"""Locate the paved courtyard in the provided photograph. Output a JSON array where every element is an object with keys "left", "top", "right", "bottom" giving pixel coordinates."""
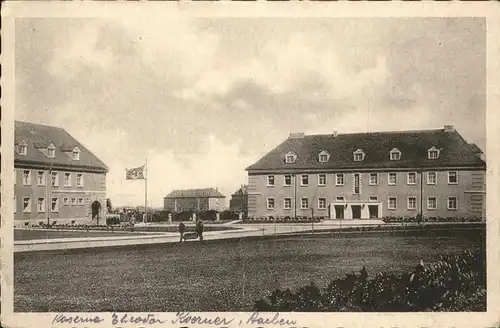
[{"left": 14, "top": 220, "right": 385, "bottom": 252}]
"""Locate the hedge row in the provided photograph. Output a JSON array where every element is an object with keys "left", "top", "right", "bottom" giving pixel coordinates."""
[
  {"left": 35, "top": 223, "right": 133, "bottom": 231},
  {"left": 382, "top": 216, "right": 484, "bottom": 223},
  {"left": 242, "top": 216, "right": 323, "bottom": 224},
  {"left": 253, "top": 250, "right": 486, "bottom": 312},
  {"left": 151, "top": 210, "right": 240, "bottom": 222}
]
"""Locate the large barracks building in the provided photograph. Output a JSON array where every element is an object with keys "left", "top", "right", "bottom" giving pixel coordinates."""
[
  {"left": 245, "top": 125, "right": 486, "bottom": 220},
  {"left": 14, "top": 121, "right": 108, "bottom": 227}
]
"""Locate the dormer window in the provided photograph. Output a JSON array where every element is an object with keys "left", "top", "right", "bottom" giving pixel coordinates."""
[
  {"left": 390, "top": 148, "right": 401, "bottom": 161},
  {"left": 72, "top": 147, "right": 80, "bottom": 161},
  {"left": 428, "top": 146, "right": 440, "bottom": 160},
  {"left": 285, "top": 151, "right": 297, "bottom": 164},
  {"left": 318, "top": 150, "right": 330, "bottom": 163},
  {"left": 47, "top": 143, "right": 56, "bottom": 158},
  {"left": 353, "top": 149, "right": 365, "bottom": 162},
  {"left": 18, "top": 140, "right": 28, "bottom": 156}
]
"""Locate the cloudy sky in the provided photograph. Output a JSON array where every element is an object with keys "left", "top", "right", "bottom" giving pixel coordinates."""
[{"left": 15, "top": 16, "right": 486, "bottom": 208}]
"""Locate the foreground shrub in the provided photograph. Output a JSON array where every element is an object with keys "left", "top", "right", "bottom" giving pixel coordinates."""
[{"left": 253, "top": 250, "right": 485, "bottom": 312}]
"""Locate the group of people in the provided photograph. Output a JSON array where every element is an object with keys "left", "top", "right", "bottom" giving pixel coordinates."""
[{"left": 178, "top": 219, "right": 204, "bottom": 242}]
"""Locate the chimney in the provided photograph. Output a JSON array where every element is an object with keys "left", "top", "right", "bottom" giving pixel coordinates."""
[
  {"left": 289, "top": 132, "right": 305, "bottom": 139},
  {"left": 332, "top": 131, "right": 338, "bottom": 137},
  {"left": 444, "top": 125, "right": 455, "bottom": 132}
]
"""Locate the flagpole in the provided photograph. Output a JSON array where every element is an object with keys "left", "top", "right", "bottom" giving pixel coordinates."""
[{"left": 144, "top": 159, "right": 148, "bottom": 224}]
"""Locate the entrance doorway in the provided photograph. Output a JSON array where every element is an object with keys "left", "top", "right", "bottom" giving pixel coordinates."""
[
  {"left": 351, "top": 205, "right": 362, "bottom": 219},
  {"left": 334, "top": 205, "right": 344, "bottom": 219},
  {"left": 368, "top": 205, "right": 379, "bottom": 218}
]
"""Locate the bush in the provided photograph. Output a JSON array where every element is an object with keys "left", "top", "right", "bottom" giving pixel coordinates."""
[
  {"left": 220, "top": 210, "right": 240, "bottom": 221},
  {"left": 253, "top": 250, "right": 486, "bottom": 312},
  {"left": 382, "top": 216, "right": 483, "bottom": 223},
  {"left": 106, "top": 215, "right": 121, "bottom": 226}
]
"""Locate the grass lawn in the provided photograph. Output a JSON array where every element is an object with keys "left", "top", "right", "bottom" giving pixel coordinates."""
[
  {"left": 14, "top": 229, "right": 157, "bottom": 241},
  {"left": 14, "top": 227, "right": 485, "bottom": 312}
]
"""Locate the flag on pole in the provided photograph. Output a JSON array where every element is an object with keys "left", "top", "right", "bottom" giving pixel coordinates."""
[{"left": 125, "top": 164, "right": 146, "bottom": 180}]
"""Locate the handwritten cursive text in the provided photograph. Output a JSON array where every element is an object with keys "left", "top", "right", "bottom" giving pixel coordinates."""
[
  {"left": 52, "top": 313, "right": 104, "bottom": 325},
  {"left": 172, "top": 312, "right": 234, "bottom": 325},
  {"left": 112, "top": 313, "right": 166, "bottom": 325},
  {"left": 247, "top": 312, "right": 297, "bottom": 326}
]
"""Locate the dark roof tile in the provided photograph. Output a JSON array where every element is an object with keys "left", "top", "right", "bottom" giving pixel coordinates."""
[
  {"left": 246, "top": 128, "right": 485, "bottom": 171},
  {"left": 165, "top": 188, "right": 225, "bottom": 199},
  {"left": 14, "top": 121, "right": 108, "bottom": 172}
]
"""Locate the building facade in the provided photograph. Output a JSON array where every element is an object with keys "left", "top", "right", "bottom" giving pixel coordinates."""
[
  {"left": 164, "top": 188, "right": 226, "bottom": 212},
  {"left": 229, "top": 185, "right": 248, "bottom": 214},
  {"left": 14, "top": 121, "right": 108, "bottom": 227},
  {"left": 245, "top": 126, "right": 486, "bottom": 220}
]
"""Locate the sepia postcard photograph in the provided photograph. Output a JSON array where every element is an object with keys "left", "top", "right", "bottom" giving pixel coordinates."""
[{"left": 1, "top": 2, "right": 499, "bottom": 328}]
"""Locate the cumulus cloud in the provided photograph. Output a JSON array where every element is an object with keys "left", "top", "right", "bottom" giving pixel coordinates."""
[
  {"left": 48, "top": 24, "right": 114, "bottom": 80},
  {"left": 103, "top": 135, "right": 258, "bottom": 208},
  {"left": 15, "top": 17, "right": 486, "bottom": 207}
]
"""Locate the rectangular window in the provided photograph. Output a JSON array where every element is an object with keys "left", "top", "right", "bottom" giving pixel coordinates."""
[
  {"left": 448, "top": 171, "right": 458, "bottom": 184},
  {"left": 447, "top": 197, "right": 458, "bottom": 210},
  {"left": 284, "top": 198, "right": 292, "bottom": 210},
  {"left": 301, "top": 174, "right": 309, "bottom": 186},
  {"left": 22, "top": 170, "right": 31, "bottom": 185},
  {"left": 427, "top": 172, "right": 437, "bottom": 185},
  {"left": 369, "top": 196, "right": 378, "bottom": 201},
  {"left": 318, "top": 198, "right": 326, "bottom": 209},
  {"left": 284, "top": 175, "right": 292, "bottom": 187},
  {"left": 76, "top": 173, "right": 84, "bottom": 187},
  {"left": 335, "top": 174, "right": 344, "bottom": 186},
  {"left": 301, "top": 198, "right": 309, "bottom": 210},
  {"left": 407, "top": 197, "right": 417, "bottom": 210},
  {"left": 48, "top": 148, "right": 55, "bottom": 158},
  {"left": 390, "top": 151, "right": 401, "bottom": 161},
  {"left": 388, "top": 197, "right": 397, "bottom": 210},
  {"left": 336, "top": 196, "right": 345, "bottom": 201},
  {"left": 267, "top": 175, "right": 275, "bottom": 186},
  {"left": 19, "top": 144, "right": 27, "bottom": 155},
  {"left": 63, "top": 197, "right": 70, "bottom": 206},
  {"left": 428, "top": 150, "right": 439, "bottom": 159},
  {"left": 267, "top": 198, "right": 275, "bottom": 209},
  {"left": 427, "top": 197, "right": 437, "bottom": 210},
  {"left": 37, "top": 197, "right": 46, "bottom": 213},
  {"left": 23, "top": 197, "right": 31, "bottom": 213},
  {"left": 71, "top": 197, "right": 77, "bottom": 206},
  {"left": 407, "top": 172, "right": 417, "bottom": 185},
  {"left": 354, "top": 153, "right": 363, "bottom": 161},
  {"left": 369, "top": 173, "right": 378, "bottom": 185},
  {"left": 318, "top": 174, "right": 327, "bottom": 186},
  {"left": 319, "top": 154, "right": 328, "bottom": 163},
  {"left": 353, "top": 173, "right": 360, "bottom": 194},
  {"left": 51, "top": 172, "right": 59, "bottom": 187},
  {"left": 78, "top": 197, "right": 84, "bottom": 206},
  {"left": 388, "top": 172, "right": 397, "bottom": 186},
  {"left": 51, "top": 198, "right": 60, "bottom": 212},
  {"left": 64, "top": 172, "right": 72, "bottom": 187},
  {"left": 37, "top": 171, "right": 46, "bottom": 186}
]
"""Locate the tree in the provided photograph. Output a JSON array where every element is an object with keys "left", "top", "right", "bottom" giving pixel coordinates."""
[{"left": 106, "top": 198, "right": 112, "bottom": 213}]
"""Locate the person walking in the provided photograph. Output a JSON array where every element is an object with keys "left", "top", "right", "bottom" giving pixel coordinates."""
[
  {"left": 178, "top": 222, "right": 186, "bottom": 243},
  {"left": 195, "top": 219, "right": 204, "bottom": 241}
]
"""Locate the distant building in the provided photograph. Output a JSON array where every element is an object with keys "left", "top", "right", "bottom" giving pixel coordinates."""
[
  {"left": 164, "top": 188, "right": 226, "bottom": 213},
  {"left": 14, "top": 121, "right": 108, "bottom": 227},
  {"left": 245, "top": 125, "right": 486, "bottom": 220},
  {"left": 229, "top": 185, "right": 248, "bottom": 214}
]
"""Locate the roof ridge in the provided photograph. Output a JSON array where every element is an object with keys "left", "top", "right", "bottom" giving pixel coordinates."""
[
  {"left": 15, "top": 120, "right": 65, "bottom": 131},
  {"left": 306, "top": 128, "right": 445, "bottom": 138}
]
